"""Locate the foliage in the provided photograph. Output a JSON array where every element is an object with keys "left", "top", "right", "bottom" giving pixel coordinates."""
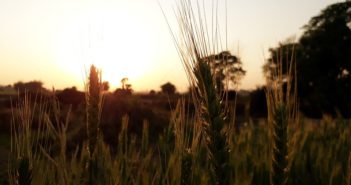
[
  {"left": 264, "top": 1, "right": 351, "bottom": 118},
  {"left": 120, "top": 78, "right": 132, "bottom": 91},
  {"left": 102, "top": 81, "right": 110, "bottom": 92},
  {"left": 115, "top": 78, "right": 133, "bottom": 96},
  {"left": 263, "top": 42, "right": 299, "bottom": 82},
  {"left": 202, "top": 51, "right": 246, "bottom": 91},
  {"left": 56, "top": 87, "right": 85, "bottom": 108},
  {"left": 160, "top": 82, "right": 176, "bottom": 95},
  {"left": 13, "top": 81, "right": 47, "bottom": 93}
]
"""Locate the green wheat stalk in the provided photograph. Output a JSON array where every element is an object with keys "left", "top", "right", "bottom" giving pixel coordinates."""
[
  {"left": 161, "top": 0, "right": 232, "bottom": 184},
  {"left": 171, "top": 99, "right": 197, "bottom": 185},
  {"left": 9, "top": 94, "right": 49, "bottom": 185},
  {"left": 265, "top": 45, "right": 298, "bottom": 185}
]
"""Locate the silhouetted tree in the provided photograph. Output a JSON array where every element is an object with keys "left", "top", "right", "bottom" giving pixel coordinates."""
[
  {"left": 121, "top": 78, "right": 128, "bottom": 90},
  {"left": 202, "top": 51, "right": 246, "bottom": 91},
  {"left": 56, "top": 86, "right": 85, "bottom": 108},
  {"left": 149, "top": 90, "right": 156, "bottom": 96},
  {"left": 87, "top": 64, "right": 102, "bottom": 156},
  {"left": 264, "top": 1, "right": 351, "bottom": 118},
  {"left": 13, "top": 81, "right": 46, "bottom": 93},
  {"left": 102, "top": 81, "right": 110, "bottom": 91},
  {"left": 126, "top": 84, "right": 132, "bottom": 90},
  {"left": 161, "top": 82, "right": 176, "bottom": 95},
  {"left": 114, "top": 78, "right": 132, "bottom": 96},
  {"left": 263, "top": 41, "right": 301, "bottom": 82}
]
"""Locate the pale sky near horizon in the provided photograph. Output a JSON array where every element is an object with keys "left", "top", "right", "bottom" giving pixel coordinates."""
[{"left": 0, "top": 0, "right": 342, "bottom": 92}]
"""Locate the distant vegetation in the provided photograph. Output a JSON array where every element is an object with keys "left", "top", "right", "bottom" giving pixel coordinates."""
[{"left": 264, "top": 1, "right": 351, "bottom": 118}]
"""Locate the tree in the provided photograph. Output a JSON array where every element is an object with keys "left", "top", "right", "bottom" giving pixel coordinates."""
[
  {"left": 264, "top": 2, "right": 351, "bottom": 117},
  {"left": 121, "top": 78, "right": 128, "bottom": 90},
  {"left": 114, "top": 78, "right": 132, "bottom": 96},
  {"left": 202, "top": 51, "right": 246, "bottom": 91},
  {"left": 149, "top": 90, "right": 156, "bottom": 95},
  {"left": 263, "top": 41, "right": 301, "bottom": 82},
  {"left": 161, "top": 82, "right": 176, "bottom": 95},
  {"left": 13, "top": 80, "right": 45, "bottom": 93},
  {"left": 102, "top": 81, "right": 110, "bottom": 91},
  {"left": 56, "top": 86, "right": 85, "bottom": 107}
]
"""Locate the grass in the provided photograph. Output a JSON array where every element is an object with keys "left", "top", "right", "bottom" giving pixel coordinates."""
[{"left": 5, "top": 0, "right": 351, "bottom": 184}]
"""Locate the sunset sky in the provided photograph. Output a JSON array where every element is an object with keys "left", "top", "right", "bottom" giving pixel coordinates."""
[{"left": 0, "top": 0, "right": 341, "bottom": 92}]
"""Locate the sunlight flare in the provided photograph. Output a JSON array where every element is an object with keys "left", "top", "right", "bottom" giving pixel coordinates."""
[{"left": 53, "top": 5, "right": 156, "bottom": 89}]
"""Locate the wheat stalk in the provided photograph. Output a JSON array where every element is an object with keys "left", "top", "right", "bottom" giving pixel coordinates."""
[
  {"left": 84, "top": 65, "right": 105, "bottom": 185},
  {"left": 265, "top": 45, "right": 298, "bottom": 185},
  {"left": 8, "top": 93, "right": 51, "bottom": 185},
  {"left": 161, "top": 1, "right": 232, "bottom": 184},
  {"left": 85, "top": 65, "right": 103, "bottom": 154}
]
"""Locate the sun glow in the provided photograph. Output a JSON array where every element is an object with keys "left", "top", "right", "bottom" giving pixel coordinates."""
[{"left": 53, "top": 2, "right": 157, "bottom": 90}]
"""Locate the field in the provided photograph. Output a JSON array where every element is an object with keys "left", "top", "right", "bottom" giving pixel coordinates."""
[
  {"left": 1, "top": 64, "right": 351, "bottom": 184},
  {"left": 1, "top": 92, "right": 351, "bottom": 185},
  {"left": 1, "top": 1, "right": 351, "bottom": 185},
  {"left": 1, "top": 55, "right": 350, "bottom": 185}
]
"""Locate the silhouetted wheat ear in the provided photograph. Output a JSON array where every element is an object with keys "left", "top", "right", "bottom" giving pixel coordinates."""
[
  {"left": 194, "top": 61, "right": 230, "bottom": 185},
  {"left": 270, "top": 104, "right": 288, "bottom": 185},
  {"left": 86, "top": 64, "right": 102, "bottom": 154},
  {"left": 266, "top": 44, "right": 298, "bottom": 185},
  {"left": 162, "top": 0, "right": 232, "bottom": 183},
  {"left": 85, "top": 65, "right": 104, "bottom": 185}
]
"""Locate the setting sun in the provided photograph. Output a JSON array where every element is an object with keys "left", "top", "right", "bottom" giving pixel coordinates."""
[{"left": 52, "top": 2, "right": 161, "bottom": 90}]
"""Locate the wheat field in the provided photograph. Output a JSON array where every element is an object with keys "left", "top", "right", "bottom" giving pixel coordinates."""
[{"left": 5, "top": 1, "right": 351, "bottom": 185}]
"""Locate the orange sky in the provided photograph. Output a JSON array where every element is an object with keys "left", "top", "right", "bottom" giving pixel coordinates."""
[{"left": 0, "top": 0, "right": 341, "bottom": 92}]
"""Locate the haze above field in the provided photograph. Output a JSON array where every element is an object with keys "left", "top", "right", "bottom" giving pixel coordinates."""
[{"left": 0, "top": 0, "right": 340, "bottom": 92}]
